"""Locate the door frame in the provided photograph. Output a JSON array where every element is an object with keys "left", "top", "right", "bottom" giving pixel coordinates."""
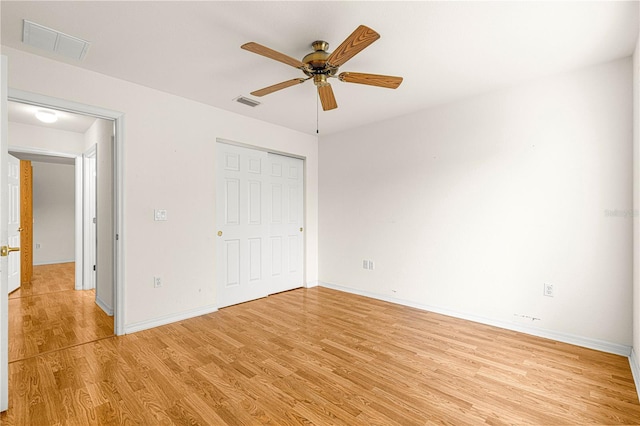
[
  {"left": 7, "top": 89, "right": 125, "bottom": 335},
  {"left": 83, "top": 145, "right": 97, "bottom": 291},
  {"left": 8, "top": 147, "right": 83, "bottom": 289}
]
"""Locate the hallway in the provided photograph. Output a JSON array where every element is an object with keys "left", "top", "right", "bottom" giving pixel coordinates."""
[{"left": 8, "top": 262, "right": 114, "bottom": 362}]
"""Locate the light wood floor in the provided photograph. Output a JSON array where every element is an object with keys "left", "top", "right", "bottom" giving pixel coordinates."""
[
  {"left": 8, "top": 262, "right": 114, "bottom": 362},
  {"left": 2, "top": 286, "right": 639, "bottom": 425}
]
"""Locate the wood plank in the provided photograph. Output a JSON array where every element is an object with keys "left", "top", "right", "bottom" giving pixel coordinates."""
[
  {"left": 8, "top": 263, "right": 114, "bottom": 362},
  {"left": 2, "top": 286, "right": 639, "bottom": 424}
]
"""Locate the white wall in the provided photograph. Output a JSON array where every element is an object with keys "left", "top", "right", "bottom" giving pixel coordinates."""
[
  {"left": 32, "top": 161, "right": 75, "bottom": 265},
  {"left": 320, "top": 58, "right": 633, "bottom": 352},
  {"left": 8, "top": 121, "right": 84, "bottom": 154},
  {"left": 1, "top": 46, "right": 319, "bottom": 331}
]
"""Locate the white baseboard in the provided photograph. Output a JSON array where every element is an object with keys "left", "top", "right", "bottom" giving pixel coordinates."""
[
  {"left": 95, "top": 295, "right": 113, "bottom": 316},
  {"left": 34, "top": 259, "right": 75, "bottom": 266},
  {"left": 630, "top": 348, "right": 640, "bottom": 402},
  {"left": 318, "top": 281, "right": 632, "bottom": 357},
  {"left": 124, "top": 304, "right": 218, "bottom": 334},
  {"left": 305, "top": 280, "right": 320, "bottom": 288}
]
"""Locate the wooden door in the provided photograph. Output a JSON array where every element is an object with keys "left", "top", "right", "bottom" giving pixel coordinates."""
[{"left": 20, "top": 160, "right": 32, "bottom": 284}]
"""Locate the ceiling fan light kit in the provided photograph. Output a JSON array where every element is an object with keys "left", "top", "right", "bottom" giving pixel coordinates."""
[{"left": 241, "top": 25, "right": 403, "bottom": 111}]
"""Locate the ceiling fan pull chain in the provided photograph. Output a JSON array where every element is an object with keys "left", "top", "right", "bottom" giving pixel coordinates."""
[{"left": 316, "top": 91, "right": 319, "bottom": 134}]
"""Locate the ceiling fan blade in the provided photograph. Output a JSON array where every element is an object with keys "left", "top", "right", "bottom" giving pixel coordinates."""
[
  {"left": 241, "top": 42, "right": 305, "bottom": 69},
  {"left": 318, "top": 84, "right": 337, "bottom": 111},
  {"left": 338, "top": 72, "right": 403, "bottom": 89},
  {"left": 326, "top": 25, "right": 380, "bottom": 68},
  {"left": 250, "top": 78, "right": 307, "bottom": 97}
]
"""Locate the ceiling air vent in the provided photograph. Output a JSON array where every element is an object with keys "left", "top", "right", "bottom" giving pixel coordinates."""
[
  {"left": 235, "top": 96, "right": 261, "bottom": 108},
  {"left": 23, "top": 20, "right": 90, "bottom": 60}
]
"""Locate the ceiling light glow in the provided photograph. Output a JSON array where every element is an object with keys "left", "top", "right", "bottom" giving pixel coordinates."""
[{"left": 35, "top": 110, "right": 58, "bottom": 123}]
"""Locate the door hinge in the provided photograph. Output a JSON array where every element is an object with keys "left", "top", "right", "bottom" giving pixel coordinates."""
[
  {"left": 93, "top": 217, "right": 97, "bottom": 224},
  {"left": 116, "top": 234, "right": 119, "bottom": 241},
  {"left": 93, "top": 265, "right": 96, "bottom": 271}
]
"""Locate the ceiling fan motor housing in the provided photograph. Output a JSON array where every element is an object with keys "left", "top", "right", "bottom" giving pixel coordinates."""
[{"left": 302, "top": 40, "right": 338, "bottom": 84}]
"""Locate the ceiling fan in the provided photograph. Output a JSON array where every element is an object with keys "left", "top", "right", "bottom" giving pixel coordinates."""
[{"left": 241, "top": 25, "right": 403, "bottom": 111}]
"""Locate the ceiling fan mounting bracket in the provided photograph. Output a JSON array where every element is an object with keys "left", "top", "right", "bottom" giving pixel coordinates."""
[{"left": 301, "top": 40, "right": 338, "bottom": 78}]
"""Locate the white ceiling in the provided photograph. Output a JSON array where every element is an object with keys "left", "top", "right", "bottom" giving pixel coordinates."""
[
  {"left": 8, "top": 100, "right": 97, "bottom": 133},
  {"left": 1, "top": 1, "right": 638, "bottom": 136}
]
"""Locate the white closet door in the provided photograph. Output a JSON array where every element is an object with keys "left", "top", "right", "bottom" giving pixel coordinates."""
[
  {"left": 215, "top": 143, "right": 269, "bottom": 308},
  {"left": 268, "top": 153, "right": 304, "bottom": 294}
]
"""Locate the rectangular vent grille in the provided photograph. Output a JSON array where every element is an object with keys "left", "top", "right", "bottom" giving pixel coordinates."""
[
  {"left": 235, "top": 96, "right": 261, "bottom": 107},
  {"left": 23, "top": 20, "right": 90, "bottom": 60}
]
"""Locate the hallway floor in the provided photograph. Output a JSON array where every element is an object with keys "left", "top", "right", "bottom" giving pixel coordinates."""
[{"left": 8, "top": 262, "right": 114, "bottom": 362}]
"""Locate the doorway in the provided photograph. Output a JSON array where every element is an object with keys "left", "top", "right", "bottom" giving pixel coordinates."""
[
  {"left": 6, "top": 90, "right": 124, "bottom": 335},
  {"left": 8, "top": 102, "right": 115, "bottom": 312},
  {"left": 6, "top": 103, "right": 116, "bottom": 361}
]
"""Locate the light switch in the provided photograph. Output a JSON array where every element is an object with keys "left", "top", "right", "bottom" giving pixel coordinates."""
[{"left": 154, "top": 209, "right": 167, "bottom": 221}]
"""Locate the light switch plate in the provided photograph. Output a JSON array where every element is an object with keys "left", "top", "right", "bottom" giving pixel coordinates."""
[{"left": 154, "top": 209, "right": 167, "bottom": 221}]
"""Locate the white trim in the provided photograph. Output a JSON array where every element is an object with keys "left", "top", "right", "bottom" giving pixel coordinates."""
[
  {"left": 216, "top": 137, "right": 306, "bottom": 161},
  {"left": 8, "top": 89, "right": 119, "bottom": 121},
  {"left": 124, "top": 305, "right": 218, "bottom": 335},
  {"left": 114, "top": 118, "right": 124, "bottom": 336},
  {"left": 8, "top": 146, "right": 78, "bottom": 159},
  {"left": 305, "top": 280, "right": 319, "bottom": 288},
  {"left": 82, "top": 145, "right": 97, "bottom": 291},
  {"left": 318, "top": 281, "right": 632, "bottom": 357},
  {"left": 74, "top": 156, "right": 83, "bottom": 290},
  {"left": 9, "top": 89, "right": 125, "bottom": 336},
  {"left": 33, "top": 259, "right": 75, "bottom": 266},
  {"left": 95, "top": 294, "right": 113, "bottom": 316},
  {"left": 630, "top": 348, "right": 640, "bottom": 402}
]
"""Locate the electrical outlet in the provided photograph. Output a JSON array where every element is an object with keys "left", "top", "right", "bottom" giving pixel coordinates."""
[
  {"left": 154, "top": 276, "right": 162, "bottom": 288},
  {"left": 36, "top": 243, "right": 41, "bottom": 249},
  {"left": 369, "top": 260, "right": 375, "bottom": 270},
  {"left": 544, "top": 283, "right": 554, "bottom": 297},
  {"left": 363, "top": 260, "right": 368, "bottom": 269}
]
